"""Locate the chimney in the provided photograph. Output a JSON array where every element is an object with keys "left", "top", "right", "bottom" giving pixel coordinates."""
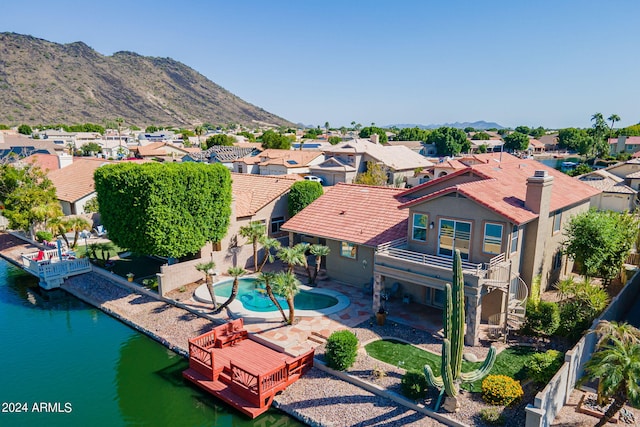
[
  {"left": 58, "top": 152, "right": 73, "bottom": 169},
  {"left": 521, "top": 170, "right": 555, "bottom": 292},
  {"left": 617, "top": 135, "right": 627, "bottom": 155},
  {"left": 370, "top": 133, "right": 380, "bottom": 144},
  {"left": 525, "top": 170, "right": 553, "bottom": 215}
]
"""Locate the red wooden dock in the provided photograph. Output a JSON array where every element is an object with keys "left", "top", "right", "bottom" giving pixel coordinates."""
[{"left": 182, "top": 319, "right": 314, "bottom": 418}]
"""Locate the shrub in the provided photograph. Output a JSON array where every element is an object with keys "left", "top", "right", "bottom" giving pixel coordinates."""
[
  {"left": 288, "top": 181, "right": 323, "bottom": 217},
  {"left": 525, "top": 350, "right": 564, "bottom": 384},
  {"left": 325, "top": 330, "right": 358, "bottom": 370},
  {"left": 481, "top": 375, "right": 524, "bottom": 406},
  {"left": 480, "top": 407, "right": 506, "bottom": 425},
  {"left": 401, "top": 371, "right": 428, "bottom": 400},
  {"left": 35, "top": 231, "right": 53, "bottom": 242},
  {"left": 522, "top": 300, "right": 560, "bottom": 336}
]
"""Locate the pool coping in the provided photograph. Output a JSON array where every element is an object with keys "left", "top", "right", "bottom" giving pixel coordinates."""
[{"left": 192, "top": 275, "right": 351, "bottom": 320}]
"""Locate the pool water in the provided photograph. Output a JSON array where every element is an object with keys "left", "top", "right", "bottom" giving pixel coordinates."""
[{"left": 214, "top": 278, "right": 338, "bottom": 312}]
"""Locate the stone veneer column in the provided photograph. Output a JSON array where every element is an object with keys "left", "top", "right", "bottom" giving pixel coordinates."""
[
  {"left": 373, "top": 272, "right": 383, "bottom": 313},
  {"left": 465, "top": 293, "right": 482, "bottom": 346}
]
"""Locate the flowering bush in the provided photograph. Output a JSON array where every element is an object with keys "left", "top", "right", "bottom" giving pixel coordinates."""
[{"left": 481, "top": 375, "right": 523, "bottom": 406}]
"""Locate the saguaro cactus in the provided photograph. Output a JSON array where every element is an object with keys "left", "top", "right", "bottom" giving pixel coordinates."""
[{"left": 425, "top": 249, "right": 496, "bottom": 411}]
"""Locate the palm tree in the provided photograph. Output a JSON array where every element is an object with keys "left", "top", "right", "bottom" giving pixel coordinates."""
[
  {"left": 115, "top": 117, "right": 124, "bottom": 151},
  {"left": 256, "top": 271, "right": 287, "bottom": 322},
  {"left": 580, "top": 335, "right": 640, "bottom": 426},
  {"left": 195, "top": 261, "right": 217, "bottom": 308},
  {"left": 325, "top": 121, "right": 330, "bottom": 138},
  {"left": 66, "top": 216, "right": 91, "bottom": 248},
  {"left": 308, "top": 244, "right": 330, "bottom": 285},
  {"left": 591, "top": 320, "right": 640, "bottom": 406},
  {"left": 213, "top": 267, "right": 246, "bottom": 314},
  {"left": 608, "top": 114, "right": 621, "bottom": 139},
  {"left": 31, "top": 202, "right": 63, "bottom": 235},
  {"left": 194, "top": 125, "right": 205, "bottom": 147},
  {"left": 257, "top": 236, "right": 281, "bottom": 272},
  {"left": 48, "top": 217, "right": 70, "bottom": 247},
  {"left": 594, "top": 320, "right": 640, "bottom": 348},
  {"left": 277, "top": 243, "right": 308, "bottom": 274},
  {"left": 239, "top": 221, "right": 266, "bottom": 271},
  {"left": 272, "top": 271, "right": 301, "bottom": 325}
]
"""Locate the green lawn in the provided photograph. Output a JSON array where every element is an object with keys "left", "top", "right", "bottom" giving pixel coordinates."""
[{"left": 365, "top": 339, "right": 539, "bottom": 392}]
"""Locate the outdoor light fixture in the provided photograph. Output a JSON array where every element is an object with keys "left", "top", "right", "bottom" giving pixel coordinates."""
[{"left": 429, "top": 222, "right": 435, "bottom": 229}]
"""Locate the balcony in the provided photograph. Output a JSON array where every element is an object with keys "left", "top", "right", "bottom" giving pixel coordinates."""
[{"left": 375, "top": 237, "right": 510, "bottom": 288}]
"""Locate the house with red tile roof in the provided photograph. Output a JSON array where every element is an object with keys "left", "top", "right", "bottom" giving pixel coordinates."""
[
  {"left": 129, "top": 141, "right": 199, "bottom": 161},
  {"left": 47, "top": 157, "right": 115, "bottom": 215},
  {"left": 608, "top": 136, "right": 640, "bottom": 156},
  {"left": 309, "top": 137, "right": 433, "bottom": 186},
  {"left": 207, "top": 173, "right": 303, "bottom": 268},
  {"left": 576, "top": 168, "right": 637, "bottom": 212},
  {"left": 232, "top": 149, "right": 324, "bottom": 176},
  {"left": 283, "top": 153, "right": 601, "bottom": 345},
  {"left": 282, "top": 184, "right": 408, "bottom": 286}
]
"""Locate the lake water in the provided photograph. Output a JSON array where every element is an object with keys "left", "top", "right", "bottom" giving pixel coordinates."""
[
  {"left": 535, "top": 157, "right": 582, "bottom": 169},
  {"left": 0, "top": 259, "right": 302, "bottom": 427}
]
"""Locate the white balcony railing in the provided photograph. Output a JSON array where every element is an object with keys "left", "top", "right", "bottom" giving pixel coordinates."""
[{"left": 376, "top": 237, "right": 507, "bottom": 279}]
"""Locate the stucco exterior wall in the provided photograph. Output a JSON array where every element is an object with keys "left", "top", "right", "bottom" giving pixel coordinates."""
[
  {"left": 521, "top": 202, "right": 588, "bottom": 291},
  {"left": 590, "top": 193, "right": 635, "bottom": 212},
  {"left": 324, "top": 239, "right": 374, "bottom": 285},
  {"left": 406, "top": 194, "right": 511, "bottom": 265}
]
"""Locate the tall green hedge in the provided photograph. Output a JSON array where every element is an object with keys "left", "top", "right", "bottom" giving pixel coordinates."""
[
  {"left": 288, "top": 181, "right": 323, "bottom": 217},
  {"left": 94, "top": 162, "right": 232, "bottom": 258}
]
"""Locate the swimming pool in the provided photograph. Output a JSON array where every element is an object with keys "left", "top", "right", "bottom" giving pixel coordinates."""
[
  {"left": 214, "top": 278, "right": 338, "bottom": 312},
  {"left": 193, "top": 276, "right": 350, "bottom": 319}
]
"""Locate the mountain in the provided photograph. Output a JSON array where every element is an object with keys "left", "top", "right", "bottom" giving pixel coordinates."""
[
  {"left": 0, "top": 32, "right": 292, "bottom": 127},
  {"left": 388, "top": 121, "right": 505, "bottom": 130}
]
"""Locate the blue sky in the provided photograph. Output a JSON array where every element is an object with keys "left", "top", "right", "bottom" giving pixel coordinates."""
[{"left": 4, "top": 0, "right": 640, "bottom": 129}]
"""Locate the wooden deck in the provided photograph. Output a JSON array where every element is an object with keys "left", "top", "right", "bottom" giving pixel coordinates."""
[{"left": 182, "top": 319, "right": 314, "bottom": 418}]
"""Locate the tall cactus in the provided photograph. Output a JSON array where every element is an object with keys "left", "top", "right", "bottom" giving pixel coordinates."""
[{"left": 425, "top": 249, "right": 496, "bottom": 411}]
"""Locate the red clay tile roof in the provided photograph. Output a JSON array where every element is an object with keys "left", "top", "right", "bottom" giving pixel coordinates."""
[
  {"left": 237, "top": 149, "right": 323, "bottom": 166},
  {"left": 23, "top": 153, "right": 60, "bottom": 172},
  {"left": 48, "top": 158, "right": 113, "bottom": 202},
  {"left": 231, "top": 173, "right": 301, "bottom": 218},
  {"left": 609, "top": 136, "right": 640, "bottom": 145},
  {"left": 282, "top": 183, "right": 408, "bottom": 247},
  {"left": 400, "top": 153, "right": 601, "bottom": 225}
]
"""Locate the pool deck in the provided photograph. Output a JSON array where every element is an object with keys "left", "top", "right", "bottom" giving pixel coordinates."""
[
  {"left": 178, "top": 266, "right": 446, "bottom": 357},
  {"left": 192, "top": 277, "right": 351, "bottom": 320}
]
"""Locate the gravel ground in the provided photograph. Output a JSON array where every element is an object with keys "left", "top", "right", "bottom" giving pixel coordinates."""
[{"left": 313, "top": 322, "right": 534, "bottom": 427}]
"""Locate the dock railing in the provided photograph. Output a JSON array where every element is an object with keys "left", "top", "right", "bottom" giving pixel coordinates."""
[{"left": 188, "top": 330, "right": 217, "bottom": 380}]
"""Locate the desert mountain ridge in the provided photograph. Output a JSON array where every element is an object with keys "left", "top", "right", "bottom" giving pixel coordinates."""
[{"left": 0, "top": 32, "right": 292, "bottom": 128}]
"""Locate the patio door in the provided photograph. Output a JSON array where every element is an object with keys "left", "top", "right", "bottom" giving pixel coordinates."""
[{"left": 438, "top": 219, "right": 471, "bottom": 260}]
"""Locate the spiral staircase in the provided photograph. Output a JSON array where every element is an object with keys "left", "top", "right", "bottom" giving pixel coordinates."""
[{"left": 485, "top": 260, "right": 529, "bottom": 342}]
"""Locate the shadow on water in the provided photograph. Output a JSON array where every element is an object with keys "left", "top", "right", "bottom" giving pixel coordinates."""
[{"left": 0, "top": 264, "right": 88, "bottom": 311}]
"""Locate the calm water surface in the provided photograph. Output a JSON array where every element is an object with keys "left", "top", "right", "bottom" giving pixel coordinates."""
[{"left": 0, "top": 259, "right": 303, "bottom": 427}]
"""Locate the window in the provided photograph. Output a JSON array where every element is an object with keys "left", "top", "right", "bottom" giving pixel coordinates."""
[
  {"left": 270, "top": 216, "right": 285, "bottom": 234},
  {"left": 438, "top": 219, "right": 471, "bottom": 260},
  {"left": 553, "top": 211, "right": 562, "bottom": 233},
  {"left": 553, "top": 251, "right": 563, "bottom": 270},
  {"left": 483, "top": 223, "right": 503, "bottom": 254},
  {"left": 340, "top": 242, "right": 357, "bottom": 259},
  {"left": 412, "top": 213, "right": 428, "bottom": 241},
  {"left": 510, "top": 225, "right": 519, "bottom": 253}
]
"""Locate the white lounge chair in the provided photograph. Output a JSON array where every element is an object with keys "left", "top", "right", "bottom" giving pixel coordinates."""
[{"left": 93, "top": 225, "right": 107, "bottom": 237}]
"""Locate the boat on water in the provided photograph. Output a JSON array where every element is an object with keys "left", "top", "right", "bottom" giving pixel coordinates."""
[{"left": 561, "top": 161, "right": 579, "bottom": 168}]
